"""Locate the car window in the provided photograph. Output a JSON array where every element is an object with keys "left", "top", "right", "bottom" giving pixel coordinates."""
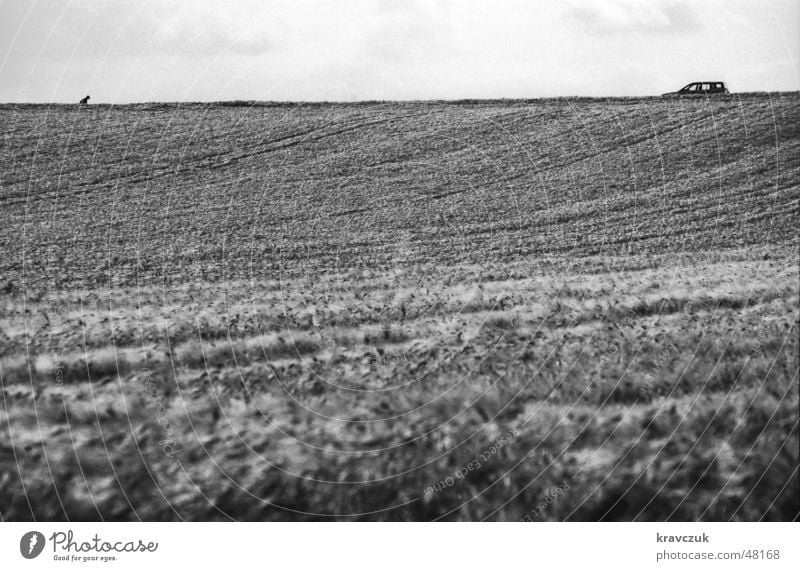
[{"left": 675, "top": 82, "right": 726, "bottom": 94}]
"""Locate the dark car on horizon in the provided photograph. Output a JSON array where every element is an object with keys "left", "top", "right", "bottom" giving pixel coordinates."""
[{"left": 662, "top": 81, "right": 729, "bottom": 96}]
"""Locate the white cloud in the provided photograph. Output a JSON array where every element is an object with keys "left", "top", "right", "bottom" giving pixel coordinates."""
[
  {"left": 0, "top": 0, "right": 797, "bottom": 102},
  {"left": 566, "top": 0, "right": 690, "bottom": 33}
]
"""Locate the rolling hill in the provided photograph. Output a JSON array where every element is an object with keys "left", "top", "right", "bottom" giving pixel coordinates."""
[{"left": 0, "top": 94, "right": 798, "bottom": 520}]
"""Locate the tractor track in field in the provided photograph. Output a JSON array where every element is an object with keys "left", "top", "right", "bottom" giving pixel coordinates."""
[{"left": 207, "top": 111, "right": 427, "bottom": 171}]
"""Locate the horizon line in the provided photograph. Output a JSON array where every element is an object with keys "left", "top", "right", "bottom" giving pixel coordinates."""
[{"left": 2, "top": 90, "right": 799, "bottom": 107}]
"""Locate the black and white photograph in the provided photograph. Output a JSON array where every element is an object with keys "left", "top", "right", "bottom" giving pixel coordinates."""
[{"left": 0, "top": 0, "right": 798, "bottom": 567}]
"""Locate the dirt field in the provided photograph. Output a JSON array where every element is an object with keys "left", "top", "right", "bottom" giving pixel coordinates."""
[{"left": 1, "top": 94, "right": 798, "bottom": 520}]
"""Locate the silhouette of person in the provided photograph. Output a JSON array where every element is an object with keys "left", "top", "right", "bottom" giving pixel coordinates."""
[{"left": 79, "top": 95, "right": 90, "bottom": 105}]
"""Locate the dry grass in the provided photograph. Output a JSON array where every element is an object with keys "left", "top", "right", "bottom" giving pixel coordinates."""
[{"left": 0, "top": 96, "right": 798, "bottom": 521}]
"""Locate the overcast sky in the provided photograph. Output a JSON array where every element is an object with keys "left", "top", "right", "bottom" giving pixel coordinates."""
[{"left": 1, "top": 0, "right": 798, "bottom": 102}]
